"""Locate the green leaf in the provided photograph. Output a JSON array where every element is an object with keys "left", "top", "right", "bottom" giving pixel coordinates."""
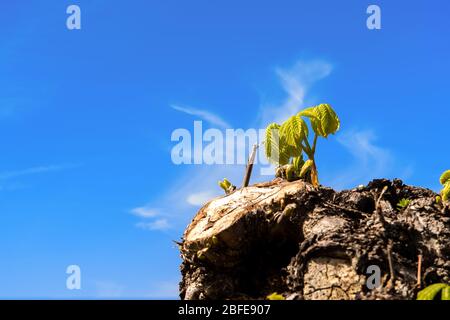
[
  {"left": 299, "top": 159, "right": 314, "bottom": 178},
  {"left": 396, "top": 198, "right": 411, "bottom": 210},
  {"left": 285, "top": 164, "right": 296, "bottom": 182},
  {"left": 441, "top": 286, "right": 450, "bottom": 300},
  {"left": 218, "top": 181, "right": 226, "bottom": 191},
  {"left": 282, "top": 140, "right": 302, "bottom": 160},
  {"left": 440, "top": 170, "right": 450, "bottom": 185},
  {"left": 223, "top": 178, "right": 231, "bottom": 189},
  {"left": 319, "top": 104, "right": 340, "bottom": 137},
  {"left": 265, "top": 122, "right": 296, "bottom": 165},
  {"left": 292, "top": 156, "right": 304, "bottom": 175},
  {"left": 299, "top": 107, "right": 321, "bottom": 137},
  {"left": 442, "top": 182, "right": 450, "bottom": 202},
  {"left": 417, "top": 283, "right": 448, "bottom": 300},
  {"left": 276, "top": 145, "right": 294, "bottom": 165},
  {"left": 298, "top": 108, "right": 318, "bottom": 120},
  {"left": 265, "top": 123, "right": 282, "bottom": 164},
  {"left": 299, "top": 104, "right": 340, "bottom": 137},
  {"left": 218, "top": 178, "right": 232, "bottom": 193},
  {"left": 279, "top": 115, "right": 308, "bottom": 149},
  {"left": 266, "top": 292, "right": 285, "bottom": 300}
]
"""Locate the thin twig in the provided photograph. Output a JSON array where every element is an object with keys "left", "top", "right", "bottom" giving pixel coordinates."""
[
  {"left": 387, "top": 239, "right": 395, "bottom": 286},
  {"left": 375, "top": 186, "right": 388, "bottom": 226},
  {"left": 374, "top": 186, "right": 395, "bottom": 288},
  {"left": 417, "top": 254, "right": 422, "bottom": 288},
  {"left": 241, "top": 144, "right": 259, "bottom": 188}
]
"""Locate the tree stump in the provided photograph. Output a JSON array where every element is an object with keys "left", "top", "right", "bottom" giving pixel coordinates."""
[{"left": 179, "top": 178, "right": 450, "bottom": 300}]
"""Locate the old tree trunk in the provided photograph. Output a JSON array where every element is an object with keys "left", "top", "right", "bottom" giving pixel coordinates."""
[{"left": 179, "top": 179, "right": 450, "bottom": 300}]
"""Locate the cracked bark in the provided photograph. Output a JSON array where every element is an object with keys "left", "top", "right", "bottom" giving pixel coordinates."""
[{"left": 179, "top": 178, "right": 450, "bottom": 300}]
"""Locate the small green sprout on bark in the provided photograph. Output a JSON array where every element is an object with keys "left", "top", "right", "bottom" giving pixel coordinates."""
[
  {"left": 266, "top": 292, "right": 285, "bottom": 300},
  {"left": 264, "top": 103, "right": 340, "bottom": 187},
  {"left": 417, "top": 283, "right": 450, "bottom": 300},
  {"left": 396, "top": 198, "right": 411, "bottom": 210},
  {"left": 439, "top": 170, "right": 450, "bottom": 202},
  {"left": 218, "top": 178, "right": 236, "bottom": 195}
]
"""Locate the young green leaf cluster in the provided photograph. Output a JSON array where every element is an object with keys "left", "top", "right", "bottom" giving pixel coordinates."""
[
  {"left": 265, "top": 104, "right": 340, "bottom": 186},
  {"left": 417, "top": 283, "right": 450, "bottom": 300},
  {"left": 218, "top": 178, "right": 236, "bottom": 195},
  {"left": 439, "top": 170, "right": 450, "bottom": 202}
]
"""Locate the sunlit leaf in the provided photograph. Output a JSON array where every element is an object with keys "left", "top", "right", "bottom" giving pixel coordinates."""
[
  {"left": 265, "top": 122, "right": 300, "bottom": 165},
  {"left": 442, "top": 182, "right": 450, "bottom": 202},
  {"left": 417, "top": 283, "right": 448, "bottom": 300},
  {"left": 292, "top": 156, "right": 304, "bottom": 175},
  {"left": 440, "top": 170, "right": 450, "bottom": 185},
  {"left": 441, "top": 286, "right": 450, "bottom": 300},
  {"left": 299, "top": 104, "right": 340, "bottom": 137},
  {"left": 265, "top": 123, "right": 282, "bottom": 164},
  {"left": 279, "top": 115, "right": 308, "bottom": 149},
  {"left": 266, "top": 292, "right": 285, "bottom": 300},
  {"left": 299, "top": 159, "right": 314, "bottom": 178}
]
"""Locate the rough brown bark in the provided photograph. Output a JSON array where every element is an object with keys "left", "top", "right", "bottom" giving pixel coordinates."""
[{"left": 179, "top": 178, "right": 450, "bottom": 300}]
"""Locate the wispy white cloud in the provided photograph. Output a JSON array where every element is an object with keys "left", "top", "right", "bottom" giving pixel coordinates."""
[
  {"left": 130, "top": 206, "right": 171, "bottom": 231},
  {"left": 0, "top": 164, "right": 81, "bottom": 192},
  {"left": 327, "top": 130, "right": 393, "bottom": 190},
  {"left": 171, "top": 104, "right": 230, "bottom": 129},
  {"left": 258, "top": 60, "right": 332, "bottom": 126},
  {"left": 135, "top": 59, "right": 334, "bottom": 233},
  {"left": 338, "top": 130, "right": 390, "bottom": 167},
  {"left": 130, "top": 207, "right": 159, "bottom": 218},
  {"left": 136, "top": 219, "right": 171, "bottom": 231},
  {"left": 130, "top": 164, "right": 239, "bottom": 232},
  {"left": 175, "top": 60, "right": 333, "bottom": 206},
  {"left": 0, "top": 164, "right": 80, "bottom": 180},
  {"left": 186, "top": 191, "right": 217, "bottom": 206}
]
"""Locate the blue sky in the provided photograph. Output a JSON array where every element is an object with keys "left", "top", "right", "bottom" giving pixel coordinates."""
[{"left": 0, "top": 0, "right": 449, "bottom": 298}]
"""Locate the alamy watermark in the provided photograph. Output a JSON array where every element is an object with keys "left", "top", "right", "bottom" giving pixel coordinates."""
[
  {"left": 171, "top": 121, "right": 279, "bottom": 176},
  {"left": 367, "top": 4, "right": 381, "bottom": 30},
  {"left": 66, "top": 5, "right": 81, "bottom": 30},
  {"left": 366, "top": 265, "right": 381, "bottom": 289},
  {"left": 66, "top": 265, "right": 81, "bottom": 290},
  {"left": 64, "top": 4, "right": 380, "bottom": 31}
]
